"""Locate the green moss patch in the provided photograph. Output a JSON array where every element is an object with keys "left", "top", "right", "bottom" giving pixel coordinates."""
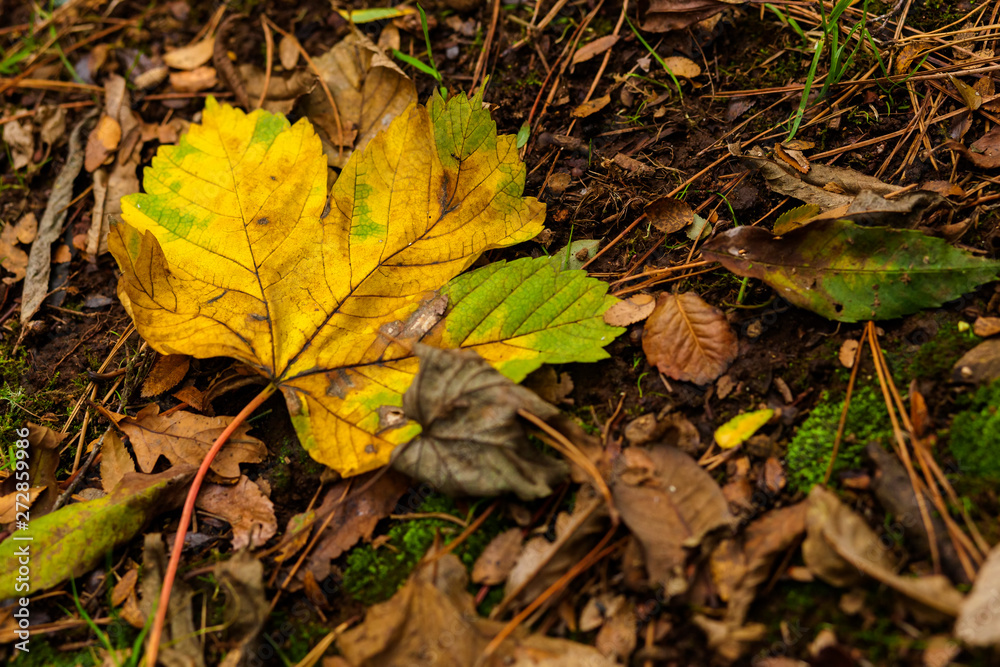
[
  {"left": 786, "top": 387, "right": 892, "bottom": 493},
  {"left": 949, "top": 379, "right": 1000, "bottom": 479},
  {"left": 342, "top": 492, "right": 503, "bottom": 606}
]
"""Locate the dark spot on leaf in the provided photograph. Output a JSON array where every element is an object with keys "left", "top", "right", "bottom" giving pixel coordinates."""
[
  {"left": 249, "top": 313, "right": 269, "bottom": 322},
  {"left": 206, "top": 289, "right": 228, "bottom": 305},
  {"left": 326, "top": 370, "right": 355, "bottom": 399},
  {"left": 257, "top": 217, "right": 269, "bottom": 226}
]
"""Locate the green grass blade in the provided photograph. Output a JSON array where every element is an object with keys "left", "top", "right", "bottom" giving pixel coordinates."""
[
  {"left": 625, "top": 16, "right": 683, "bottom": 102},
  {"left": 787, "top": 36, "right": 825, "bottom": 140},
  {"left": 392, "top": 49, "right": 442, "bottom": 82}
]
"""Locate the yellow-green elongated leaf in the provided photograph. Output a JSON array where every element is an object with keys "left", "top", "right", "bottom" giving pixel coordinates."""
[
  {"left": 703, "top": 219, "right": 1000, "bottom": 322},
  {"left": 714, "top": 409, "right": 774, "bottom": 449},
  {"left": 0, "top": 467, "right": 194, "bottom": 599}
]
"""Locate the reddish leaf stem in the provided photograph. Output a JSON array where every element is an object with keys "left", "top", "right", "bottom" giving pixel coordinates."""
[{"left": 144, "top": 383, "right": 276, "bottom": 667}]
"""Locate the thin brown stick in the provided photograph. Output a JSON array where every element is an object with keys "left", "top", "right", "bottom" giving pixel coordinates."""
[
  {"left": 429, "top": 502, "right": 498, "bottom": 560},
  {"left": 257, "top": 16, "right": 274, "bottom": 111},
  {"left": 865, "top": 323, "right": 941, "bottom": 575},
  {"left": 519, "top": 409, "right": 613, "bottom": 512},
  {"left": 823, "top": 335, "right": 865, "bottom": 486},
  {"left": 471, "top": 0, "right": 502, "bottom": 92},
  {"left": 262, "top": 16, "right": 343, "bottom": 156},
  {"left": 145, "top": 384, "right": 277, "bottom": 667}
]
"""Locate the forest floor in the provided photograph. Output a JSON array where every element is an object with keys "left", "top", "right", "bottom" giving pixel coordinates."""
[{"left": 2, "top": 0, "right": 1000, "bottom": 665}]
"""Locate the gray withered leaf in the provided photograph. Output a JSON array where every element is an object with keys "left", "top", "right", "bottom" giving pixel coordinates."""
[{"left": 392, "top": 344, "right": 568, "bottom": 500}]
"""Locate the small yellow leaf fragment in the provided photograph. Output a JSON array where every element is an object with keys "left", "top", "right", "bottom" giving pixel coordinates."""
[
  {"left": 950, "top": 75, "right": 982, "bottom": 111},
  {"left": 714, "top": 408, "right": 773, "bottom": 449}
]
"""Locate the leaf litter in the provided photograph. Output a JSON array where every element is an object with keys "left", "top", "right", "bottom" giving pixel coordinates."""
[{"left": 5, "top": 1, "right": 1000, "bottom": 664}]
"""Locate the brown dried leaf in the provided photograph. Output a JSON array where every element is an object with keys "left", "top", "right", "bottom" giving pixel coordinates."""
[
  {"left": 782, "top": 139, "right": 815, "bottom": 151},
  {"left": 163, "top": 36, "right": 216, "bottom": 70},
  {"left": 973, "top": 316, "right": 1000, "bottom": 338},
  {"left": 710, "top": 503, "right": 806, "bottom": 613},
  {"left": 868, "top": 443, "right": 966, "bottom": 581},
  {"left": 88, "top": 75, "right": 141, "bottom": 257},
  {"left": 118, "top": 404, "right": 266, "bottom": 480},
  {"left": 645, "top": 196, "right": 693, "bottom": 234},
  {"left": 100, "top": 430, "right": 136, "bottom": 493},
  {"left": 139, "top": 533, "right": 205, "bottom": 667},
  {"left": 661, "top": 56, "right": 701, "bottom": 78},
  {"left": 522, "top": 366, "right": 575, "bottom": 405},
  {"left": 306, "top": 471, "right": 409, "bottom": 581},
  {"left": 612, "top": 152, "right": 651, "bottom": 174},
  {"left": 472, "top": 528, "right": 524, "bottom": 585},
  {"left": 571, "top": 93, "right": 612, "bottom": 118},
  {"left": 305, "top": 32, "right": 417, "bottom": 168},
  {"left": 278, "top": 34, "right": 301, "bottom": 69},
  {"left": 839, "top": 339, "right": 859, "bottom": 368},
  {"left": 952, "top": 338, "right": 1000, "bottom": 383},
  {"left": 51, "top": 243, "right": 71, "bottom": 263},
  {"left": 197, "top": 476, "right": 277, "bottom": 550},
  {"left": 0, "top": 486, "right": 44, "bottom": 523},
  {"left": 572, "top": 35, "right": 619, "bottom": 65},
  {"left": 2, "top": 116, "right": 33, "bottom": 169},
  {"left": 501, "top": 488, "right": 609, "bottom": 612},
  {"left": 639, "top": 0, "right": 743, "bottom": 32},
  {"left": 0, "top": 213, "right": 37, "bottom": 284},
  {"left": 169, "top": 66, "right": 218, "bottom": 92},
  {"left": 547, "top": 172, "right": 572, "bottom": 194},
  {"left": 604, "top": 293, "right": 657, "bottom": 326},
  {"left": 595, "top": 597, "right": 637, "bottom": 662},
  {"left": 951, "top": 75, "right": 982, "bottom": 110},
  {"left": 612, "top": 445, "right": 733, "bottom": 591},
  {"left": 173, "top": 385, "right": 207, "bottom": 412},
  {"left": 803, "top": 486, "right": 964, "bottom": 616},
  {"left": 955, "top": 543, "right": 1000, "bottom": 646},
  {"left": 339, "top": 550, "right": 615, "bottom": 666},
  {"left": 238, "top": 64, "right": 315, "bottom": 115},
  {"left": 0, "top": 424, "right": 64, "bottom": 524},
  {"left": 743, "top": 145, "right": 915, "bottom": 215},
  {"left": 85, "top": 114, "right": 121, "bottom": 172},
  {"left": 111, "top": 566, "right": 138, "bottom": 607},
  {"left": 213, "top": 551, "right": 268, "bottom": 664},
  {"left": 642, "top": 291, "right": 738, "bottom": 385},
  {"left": 920, "top": 180, "right": 965, "bottom": 197},
  {"left": 141, "top": 353, "right": 191, "bottom": 397},
  {"left": 895, "top": 42, "right": 926, "bottom": 75},
  {"left": 774, "top": 143, "right": 810, "bottom": 173},
  {"left": 947, "top": 126, "right": 1000, "bottom": 168},
  {"left": 394, "top": 345, "right": 568, "bottom": 500}
]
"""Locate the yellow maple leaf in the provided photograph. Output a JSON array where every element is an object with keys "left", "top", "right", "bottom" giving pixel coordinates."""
[{"left": 109, "top": 94, "right": 546, "bottom": 476}]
